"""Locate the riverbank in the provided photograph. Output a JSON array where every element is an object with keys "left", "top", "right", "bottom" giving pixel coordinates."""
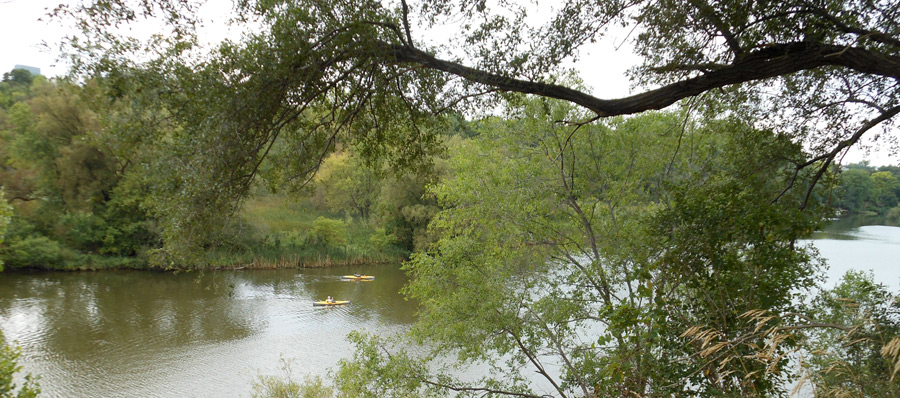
[
  {"left": 0, "top": 248, "right": 408, "bottom": 272},
  {"left": 1, "top": 195, "right": 411, "bottom": 272}
]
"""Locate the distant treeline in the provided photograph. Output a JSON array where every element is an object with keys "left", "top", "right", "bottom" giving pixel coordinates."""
[{"left": 832, "top": 162, "right": 900, "bottom": 220}]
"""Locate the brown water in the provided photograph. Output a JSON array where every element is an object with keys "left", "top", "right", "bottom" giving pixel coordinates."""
[
  {"left": 0, "top": 265, "right": 416, "bottom": 398},
  {"left": 2, "top": 219, "right": 899, "bottom": 397}
]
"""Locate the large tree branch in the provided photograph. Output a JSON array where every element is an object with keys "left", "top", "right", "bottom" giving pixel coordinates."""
[{"left": 380, "top": 41, "right": 900, "bottom": 117}]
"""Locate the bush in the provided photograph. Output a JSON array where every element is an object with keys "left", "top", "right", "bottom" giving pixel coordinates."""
[
  {"left": 305, "top": 217, "right": 347, "bottom": 248},
  {"left": 0, "top": 191, "right": 11, "bottom": 271},
  {"left": 251, "top": 359, "right": 332, "bottom": 398},
  {"left": 252, "top": 375, "right": 333, "bottom": 398},
  {"left": 367, "top": 227, "right": 397, "bottom": 251},
  {"left": 58, "top": 212, "right": 107, "bottom": 253},
  {"left": 2, "top": 236, "right": 70, "bottom": 270}
]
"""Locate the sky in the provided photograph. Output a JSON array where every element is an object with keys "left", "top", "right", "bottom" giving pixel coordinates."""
[
  {"left": 0, "top": 0, "right": 68, "bottom": 77},
  {"left": 1, "top": 0, "right": 895, "bottom": 166}
]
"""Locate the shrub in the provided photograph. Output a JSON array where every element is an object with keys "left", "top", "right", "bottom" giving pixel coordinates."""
[
  {"left": 305, "top": 217, "right": 347, "bottom": 248},
  {"left": 252, "top": 359, "right": 332, "bottom": 398},
  {"left": 367, "top": 227, "right": 397, "bottom": 251},
  {"left": 2, "top": 236, "right": 70, "bottom": 270},
  {"left": 58, "top": 212, "right": 107, "bottom": 253}
]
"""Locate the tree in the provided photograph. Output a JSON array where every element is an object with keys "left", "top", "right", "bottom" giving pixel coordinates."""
[
  {"left": 313, "top": 152, "right": 380, "bottom": 219},
  {"left": 327, "top": 104, "right": 825, "bottom": 397},
  {"left": 49, "top": 0, "right": 897, "bottom": 261},
  {"left": 871, "top": 171, "right": 900, "bottom": 211},
  {"left": 836, "top": 168, "right": 876, "bottom": 212},
  {"left": 0, "top": 75, "right": 160, "bottom": 267},
  {"left": 47, "top": 0, "right": 897, "bottom": 392},
  {"left": 802, "top": 271, "right": 900, "bottom": 398},
  {"left": 0, "top": 69, "right": 40, "bottom": 109},
  {"left": 1, "top": 70, "right": 34, "bottom": 88},
  {"left": 60, "top": 0, "right": 900, "bottom": 162}
]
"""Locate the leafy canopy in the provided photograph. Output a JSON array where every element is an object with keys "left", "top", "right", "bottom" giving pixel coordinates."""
[
  {"left": 51, "top": 0, "right": 898, "bottom": 260},
  {"left": 357, "top": 101, "right": 827, "bottom": 396}
]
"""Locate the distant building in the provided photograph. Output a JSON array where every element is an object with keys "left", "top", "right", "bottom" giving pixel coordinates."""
[{"left": 13, "top": 65, "right": 40, "bottom": 76}]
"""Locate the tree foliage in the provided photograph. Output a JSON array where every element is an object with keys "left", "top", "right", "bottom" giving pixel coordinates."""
[
  {"left": 348, "top": 103, "right": 826, "bottom": 397},
  {"left": 0, "top": 71, "right": 159, "bottom": 269},
  {"left": 0, "top": 190, "right": 11, "bottom": 271},
  {"left": 0, "top": 331, "right": 40, "bottom": 398},
  {"left": 313, "top": 152, "right": 380, "bottom": 220},
  {"left": 51, "top": 0, "right": 899, "bottom": 260},
  {"left": 833, "top": 164, "right": 900, "bottom": 214},
  {"left": 38, "top": 0, "right": 900, "bottom": 394},
  {"left": 801, "top": 271, "right": 900, "bottom": 398}
]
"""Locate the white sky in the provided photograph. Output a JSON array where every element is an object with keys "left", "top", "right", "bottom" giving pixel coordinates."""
[
  {"left": 0, "top": 0, "right": 895, "bottom": 166},
  {"left": 0, "top": 0, "right": 67, "bottom": 77}
]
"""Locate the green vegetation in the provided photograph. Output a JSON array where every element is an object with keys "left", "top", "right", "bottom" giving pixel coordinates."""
[
  {"left": 0, "top": 0, "right": 898, "bottom": 395},
  {"left": 252, "top": 360, "right": 333, "bottom": 398},
  {"left": 0, "top": 70, "right": 433, "bottom": 270},
  {"left": 0, "top": 332, "right": 40, "bottom": 398},
  {"left": 0, "top": 73, "right": 154, "bottom": 270},
  {"left": 0, "top": 190, "right": 11, "bottom": 271},
  {"left": 349, "top": 102, "right": 827, "bottom": 396},
  {"left": 802, "top": 271, "right": 900, "bottom": 398},
  {"left": 833, "top": 163, "right": 900, "bottom": 217}
]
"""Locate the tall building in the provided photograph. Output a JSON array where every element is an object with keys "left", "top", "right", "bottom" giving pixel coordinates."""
[{"left": 13, "top": 65, "right": 40, "bottom": 76}]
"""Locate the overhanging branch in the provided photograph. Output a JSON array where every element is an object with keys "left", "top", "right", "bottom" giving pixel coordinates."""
[{"left": 379, "top": 41, "right": 900, "bottom": 117}]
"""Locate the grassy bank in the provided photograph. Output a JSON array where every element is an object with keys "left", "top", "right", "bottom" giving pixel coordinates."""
[
  {"left": 1, "top": 194, "right": 409, "bottom": 272},
  {"left": 197, "top": 194, "right": 409, "bottom": 270}
]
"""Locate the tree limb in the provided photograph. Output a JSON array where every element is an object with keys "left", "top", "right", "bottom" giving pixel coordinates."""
[{"left": 379, "top": 41, "right": 900, "bottom": 117}]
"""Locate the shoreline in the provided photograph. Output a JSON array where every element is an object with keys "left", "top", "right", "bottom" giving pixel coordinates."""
[{"left": 1, "top": 254, "right": 407, "bottom": 273}]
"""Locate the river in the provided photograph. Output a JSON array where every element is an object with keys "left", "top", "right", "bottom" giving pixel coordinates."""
[
  {"left": 0, "top": 265, "right": 416, "bottom": 397},
  {"left": 1, "top": 218, "right": 898, "bottom": 397},
  {"left": 810, "top": 215, "right": 900, "bottom": 290}
]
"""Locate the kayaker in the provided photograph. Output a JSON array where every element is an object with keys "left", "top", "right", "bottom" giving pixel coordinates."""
[{"left": 326, "top": 296, "right": 334, "bottom": 303}]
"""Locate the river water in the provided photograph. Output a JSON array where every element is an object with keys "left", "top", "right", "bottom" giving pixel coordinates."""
[
  {"left": 810, "top": 215, "right": 900, "bottom": 290},
  {"left": 0, "top": 266, "right": 416, "bottom": 397},
  {"left": 1, "top": 218, "right": 898, "bottom": 397}
]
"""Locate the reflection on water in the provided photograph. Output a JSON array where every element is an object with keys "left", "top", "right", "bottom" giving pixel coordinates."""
[
  {"left": 808, "top": 215, "right": 900, "bottom": 290},
  {"left": 0, "top": 265, "right": 416, "bottom": 398},
  {"left": 812, "top": 214, "right": 893, "bottom": 240},
  {"left": 2, "top": 218, "right": 898, "bottom": 397}
]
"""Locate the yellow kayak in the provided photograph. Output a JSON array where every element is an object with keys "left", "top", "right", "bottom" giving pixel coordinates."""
[
  {"left": 313, "top": 300, "right": 350, "bottom": 306},
  {"left": 341, "top": 275, "right": 375, "bottom": 281}
]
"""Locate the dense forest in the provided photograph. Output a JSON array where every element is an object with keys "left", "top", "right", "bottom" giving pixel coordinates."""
[
  {"left": 2, "top": 68, "right": 898, "bottom": 272},
  {"left": 0, "top": 68, "right": 449, "bottom": 270},
  {"left": 2, "top": 0, "right": 900, "bottom": 396},
  {"left": 833, "top": 162, "right": 900, "bottom": 218}
]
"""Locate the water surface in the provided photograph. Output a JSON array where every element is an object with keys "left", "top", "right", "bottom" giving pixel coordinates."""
[
  {"left": 0, "top": 265, "right": 415, "bottom": 398},
  {"left": 809, "top": 215, "right": 900, "bottom": 290},
  {"left": 2, "top": 218, "right": 899, "bottom": 397}
]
